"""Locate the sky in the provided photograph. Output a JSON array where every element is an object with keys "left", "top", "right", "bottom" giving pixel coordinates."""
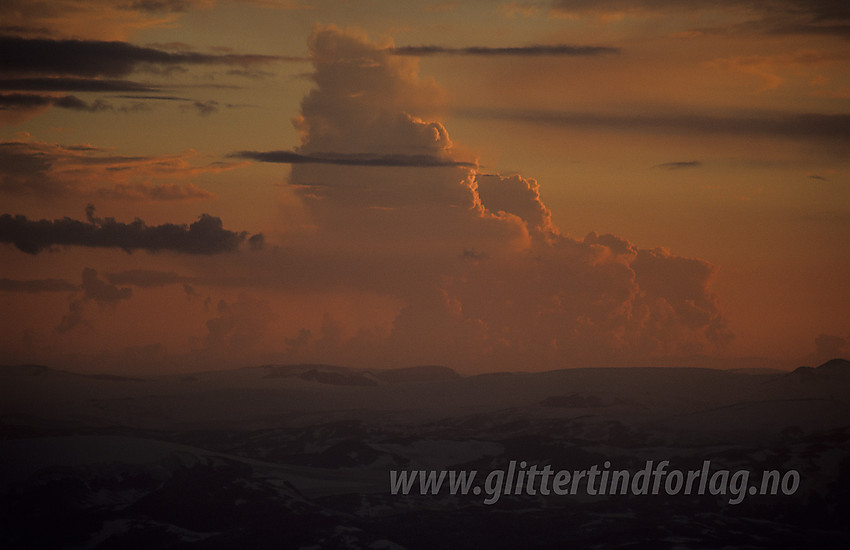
[{"left": 1, "top": 0, "right": 848, "bottom": 374}]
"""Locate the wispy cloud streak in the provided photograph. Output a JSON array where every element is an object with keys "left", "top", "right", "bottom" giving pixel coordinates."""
[
  {"left": 391, "top": 44, "right": 620, "bottom": 56},
  {"left": 459, "top": 108, "right": 850, "bottom": 141},
  {"left": 233, "top": 150, "right": 476, "bottom": 168}
]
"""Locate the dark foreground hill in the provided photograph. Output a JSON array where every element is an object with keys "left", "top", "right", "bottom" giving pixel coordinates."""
[{"left": 2, "top": 360, "right": 849, "bottom": 549}]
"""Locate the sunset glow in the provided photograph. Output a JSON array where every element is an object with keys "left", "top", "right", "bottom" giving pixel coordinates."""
[{"left": 2, "top": 0, "right": 849, "bottom": 373}]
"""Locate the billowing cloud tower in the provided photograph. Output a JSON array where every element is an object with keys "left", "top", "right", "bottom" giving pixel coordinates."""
[{"left": 280, "top": 26, "right": 732, "bottom": 370}]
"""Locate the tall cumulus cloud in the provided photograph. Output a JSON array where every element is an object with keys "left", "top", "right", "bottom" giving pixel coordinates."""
[{"left": 259, "top": 26, "right": 733, "bottom": 370}]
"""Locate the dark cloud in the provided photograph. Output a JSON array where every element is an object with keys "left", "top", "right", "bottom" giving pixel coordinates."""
[
  {"left": 248, "top": 233, "right": 265, "bottom": 250},
  {"left": 808, "top": 174, "right": 828, "bottom": 181},
  {"left": 0, "top": 140, "right": 59, "bottom": 194},
  {"left": 458, "top": 108, "right": 850, "bottom": 142},
  {"left": 0, "top": 78, "right": 158, "bottom": 92},
  {"left": 0, "top": 25, "right": 53, "bottom": 38},
  {"left": 53, "top": 95, "right": 114, "bottom": 112},
  {"left": 461, "top": 248, "right": 487, "bottom": 262},
  {"left": 56, "top": 299, "right": 87, "bottom": 334},
  {"left": 0, "top": 92, "right": 241, "bottom": 118},
  {"left": 0, "top": 93, "right": 54, "bottom": 109},
  {"left": 96, "top": 182, "right": 216, "bottom": 201},
  {"left": 126, "top": 0, "right": 205, "bottom": 13},
  {"left": 0, "top": 278, "right": 78, "bottom": 293},
  {"left": 233, "top": 150, "right": 476, "bottom": 168},
  {"left": 654, "top": 161, "right": 703, "bottom": 170},
  {"left": 114, "top": 96, "right": 246, "bottom": 115},
  {"left": 550, "top": 0, "right": 850, "bottom": 38},
  {"left": 183, "top": 283, "right": 200, "bottom": 297},
  {"left": 0, "top": 93, "right": 112, "bottom": 112},
  {"left": 391, "top": 44, "right": 621, "bottom": 56},
  {"left": 0, "top": 36, "right": 282, "bottom": 78},
  {"left": 0, "top": 206, "right": 261, "bottom": 255},
  {"left": 114, "top": 95, "right": 190, "bottom": 101},
  {"left": 766, "top": 0, "right": 850, "bottom": 37},
  {"left": 181, "top": 99, "right": 220, "bottom": 116}
]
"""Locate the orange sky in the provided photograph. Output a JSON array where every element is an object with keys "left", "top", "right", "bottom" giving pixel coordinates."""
[{"left": 1, "top": 0, "right": 848, "bottom": 373}]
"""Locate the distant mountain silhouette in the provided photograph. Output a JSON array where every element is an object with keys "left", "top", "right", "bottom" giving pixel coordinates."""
[
  {"left": 298, "top": 367, "right": 379, "bottom": 386},
  {"left": 373, "top": 365, "right": 460, "bottom": 384},
  {"left": 260, "top": 363, "right": 460, "bottom": 385},
  {"left": 817, "top": 357, "right": 850, "bottom": 373},
  {"left": 789, "top": 357, "right": 850, "bottom": 381}
]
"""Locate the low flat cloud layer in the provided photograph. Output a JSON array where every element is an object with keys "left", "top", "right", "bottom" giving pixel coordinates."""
[
  {"left": 655, "top": 161, "right": 703, "bottom": 170},
  {"left": 457, "top": 108, "right": 850, "bottom": 144},
  {"left": 0, "top": 93, "right": 113, "bottom": 112},
  {"left": 549, "top": 0, "right": 850, "bottom": 38},
  {"left": 0, "top": 36, "right": 282, "bottom": 78},
  {"left": 234, "top": 150, "right": 476, "bottom": 168},
  {"left": 0, "top": 78, "right": 159, "bottom": 92},
  {"left": 391, "top": 44, "right": 621, "bottom": 56}
]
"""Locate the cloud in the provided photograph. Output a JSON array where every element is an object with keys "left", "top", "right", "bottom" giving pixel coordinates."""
[
  {"left": 654, "top": 161, "right": 702, "bottom": 170},
  {"left": 0, "top": 90, "right": 243, "bottom": 121},
  {"left": 56, "top": 298, "right": 88, "bottom": 334},
  {"left": 0, "top": 139, "right": 231, "bottom": 198},
  {"left": 113, "top": 94, "right": 192, "bottom": 101},
  {"left": 704, "top": 51, "right": 850, "bottom": 94},
  {"left": 181, "top": 99, "right": 220, "bottom": 115},
  {"left": 97, "top": 182, "right": 215, "bottom": 201},
  {"left": 0, "top": 205, "right": 261, "bottom": 255},
  {"left": 127, "top": 0, "right": 212, "bottom": 13},
  {"left": 549, "top": 0, "right": 850, "bottom": 38},
  {"left": 0, "top": 278, "right": 79, "bottom": 293},
  {"left": 474, "top": 174, "right": 555, "bottom": 232},
  {"left": 233, "top": 149, "right": 476, "bottom": 168},
  {"left": 0, "top": 80, "right": 257, "bottom": 125},
  {"left": 0, "top": 1, "right": 183, "bottom": 40},
  {"left": 390, "top": 44, "right": 621, "bottom": 56},
  {"left": 0, "top": 0, "right": 305, "bottom": 42},
  {"left": 183, "top": 283, "right": 200, "bottom": 297},
  {"left": 0, "top": 77, "right": 159, "bottom": 92},
  {"left": 0, "top": 93, "right": 113, "bottom": 112},
  {"left": 0, "top": 36, "right": 283, "bottom": 78},
  {"left": 259, "top": 26, "right": 733, "bottom": 369},
  {"left": 457, "top": 108, "right": 850, "bottom": 143}
]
